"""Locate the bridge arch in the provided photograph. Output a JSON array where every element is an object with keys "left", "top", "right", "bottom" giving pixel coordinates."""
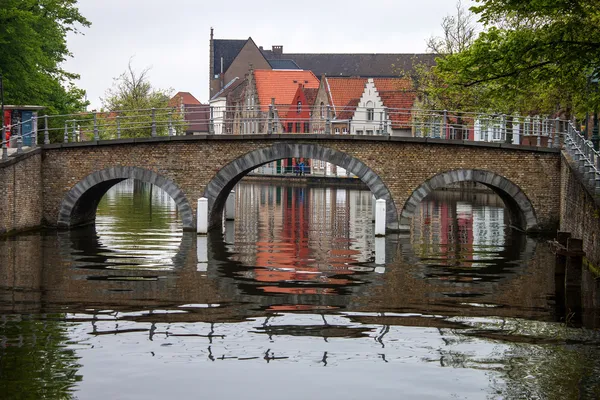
[
  {"left": 203, "top": 142, "right": 399, "bottom": 231},
  {"left": 399, "top": 169, "right": 538, "bottom": 231},
  {"left": 57, "top": 166, "right": 194, "bottom": 230}
]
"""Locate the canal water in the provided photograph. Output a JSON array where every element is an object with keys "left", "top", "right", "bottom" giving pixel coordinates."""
[{"left": 1, "top": 179, "right": 600, "bottom": 399}]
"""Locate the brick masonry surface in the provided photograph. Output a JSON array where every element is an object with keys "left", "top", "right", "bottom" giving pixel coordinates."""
[
  {"left": 39, "top": 136, "right": 561, "bottom": 232},
  {"left": 0, "top": 150, "right": 43, "bottom": 235},
  {"left": 560, "top": 154, "right": 600, "bottom": 266}
]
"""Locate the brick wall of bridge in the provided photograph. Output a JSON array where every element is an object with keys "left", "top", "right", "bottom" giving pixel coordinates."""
[
  {"left": 0, "top": 151, "right": 43, "bottom": 235},
  {"left": 560, "top": 155, "right": 600, "bottom": 266},
  {"left": 41, "top": 137, "right": 561, "bottom": 231}
]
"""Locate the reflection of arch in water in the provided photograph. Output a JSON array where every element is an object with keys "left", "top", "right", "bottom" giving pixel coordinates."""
[
  {"left": 57, "top": 167, "right": 194, "bottom": 230},
  {"left": 397, "top": 228, "right": 538, "bottom": 288},
  {"left": 400, "top": 169, "right": 538, "bottom": 232},
  {"left": 57, "top": 225, "right": 194, "bottom": 271},
  {"left": 203, "top": 230, "right": 394, "bottom": 311},
  {"left": 203, "top": 143, "right": 398, "bottom": 231}
]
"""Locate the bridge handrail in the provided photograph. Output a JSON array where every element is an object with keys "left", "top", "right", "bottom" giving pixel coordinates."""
[
  {"left": 563, "top": 121, "right": 600, "bottom": 195},
  {"left": 1, "top": 105, "right": 572, "bottom": 162}
]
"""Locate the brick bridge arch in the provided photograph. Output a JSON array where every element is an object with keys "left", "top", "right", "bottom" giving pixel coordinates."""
[
  {"left": 57, "top": 166, "right": 194, "bottom": 230},
  {"left": 203, "top": 142, "right": 399, "bottom": 230},
  {"left": 399, "top": 169, "right": 538, "bottom": 231}
]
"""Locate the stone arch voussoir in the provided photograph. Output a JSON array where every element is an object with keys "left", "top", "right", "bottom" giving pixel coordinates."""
[
  {"left": 57, "top": 166, "right": 194, "bottom": 230},
  {"left": 399, "top": 169, "right": 539, "bottom": 232},
  {"left": 203, "top": 143, "right": 399, "bottom": 231}
]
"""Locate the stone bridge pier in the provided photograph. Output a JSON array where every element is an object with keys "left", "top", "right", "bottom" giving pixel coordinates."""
[{"left": 30, "top": 135, "right": 561, "bottom": 234}]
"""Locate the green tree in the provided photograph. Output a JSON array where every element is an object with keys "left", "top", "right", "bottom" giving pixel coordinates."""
[
  {"left": 98, "top": 61, "right": 183, "bottom": 139},
  {"left": 435, "top": 0, "right": 600, "bottom": 116},
  {"left": 0, "top": 0, "right": 90, "bottom": 115}
]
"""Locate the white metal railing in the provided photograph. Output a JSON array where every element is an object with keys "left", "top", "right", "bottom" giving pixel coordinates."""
[
  {"left": 563, "top": 121, "right": 600, "bottom": 195},
  {"left": 1, "top": 105, "right": 570, "bottom": 162}
]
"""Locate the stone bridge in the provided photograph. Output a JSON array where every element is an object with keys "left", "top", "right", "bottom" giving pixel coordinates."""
[{"left": 1, "top": 135, "right": 561, "bottom": 234}]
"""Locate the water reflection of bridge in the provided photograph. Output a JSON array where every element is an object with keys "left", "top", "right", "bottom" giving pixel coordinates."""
[{"left": 0, "top": 227, "right": 555, "bottom": 329}]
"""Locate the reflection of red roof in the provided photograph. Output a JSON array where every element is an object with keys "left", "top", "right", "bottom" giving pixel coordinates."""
[
  {"left": 338, "top": 99, "right": 359, "bottom": 120},
  {"left": 254, "top": 70, "right": 319, "bottom": 111},
  {"left": 169, "top": 92, "right": 201, "bottom": 107},
  {"left": 379, "top": 91, "right": 417, "bottom": 128}
]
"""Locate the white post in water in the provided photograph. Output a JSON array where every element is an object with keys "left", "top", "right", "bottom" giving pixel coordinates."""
[
  {"left": 225, "top": 190, "right": 235, "bottom": 220},
  {"left": 372, "top": 195, "right": 376, "bottom": 222},
  {"left": 197, "top": 197, "right": 208, "bottom": 235},
  {"left": 375, "top": 199, "right": 386, "bottom": 236},
  {"left": 375, "top": 236, "right": 386, "bottom": 265},
  {"left": 197, "top": 236, "right": 208, "bottom": 272}
]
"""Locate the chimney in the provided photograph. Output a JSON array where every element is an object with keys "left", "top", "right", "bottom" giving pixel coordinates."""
[{"left": 272, "top": 45, "right": 283, "bottom": 57}]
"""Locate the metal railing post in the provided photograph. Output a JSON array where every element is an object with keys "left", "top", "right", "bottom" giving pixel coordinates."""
[
  {"left": 151, "top": 108, "right": 157, "bottom": 137},
  {"left": 116, "top": 115, "right": 121, "bottom": 139},
  {"left": 1, "top": 124, "right": 7, "bottom": 161},
  {"left": 93, "top": 113, "right": 99, "bottom": 141},
  {"left": 168, "top": 111, "right": 173, "bottom": 136},
  {"left": 43, "top": 115, "right": 49, "bottom": 145},
  {"left": 16, "top": 117, "right": 23, "bottom": 154},
  {"left": 596, "top": 152, "right": 600, "bottom": 195},
  {"left": 31, "top": 115, "right": 37, "bottom": 149},
  {"left": 71, "top": 119, "right": 77, "bottom": 142},
  {"left": 267, "top": 104, "right": 273, "bottom": 134},
  {"left": 443, "top": 109, "right": 448, "bottom": 139},
  {"left": 64, "top": 121, "right": 69, "bottom": 143}
]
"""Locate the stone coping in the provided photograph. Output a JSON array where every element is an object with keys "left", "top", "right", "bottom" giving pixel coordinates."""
[
  {"left": 42, "top": 135, "right": 561, "bottom": 154},
  {"left": 0, "top": 147, "right": 41, "bottom": 168}
]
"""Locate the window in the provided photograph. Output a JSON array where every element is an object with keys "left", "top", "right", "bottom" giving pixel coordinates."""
[
  {"left": 297, "top": 101, "right": 302, "bottom": 113},
  {"left": 320, "top": 102, "right": 325, "bottom": 118},
  {"left": 366, "top": 130, "right": 373, "bottom": 135},
  {"left": 366, "top": 101, "right": 374, "bottom": 121},
  {"left": 287, "top": 122, "right": 293, "bottom": 133},
  {"left": 342, "top": 128, "right": 348, "bottom": 134},
  {"left": 303, "top": 123, "right": 309, "bottom": 133},
  {"left": 356, "top": 130, "right": 363, "bottom": 135},
  {"left": 334, "top": 128, "right": 340, "bottom": 134},
  {"left": 295, "top": 122, "right": 301, "bottom": 132}
]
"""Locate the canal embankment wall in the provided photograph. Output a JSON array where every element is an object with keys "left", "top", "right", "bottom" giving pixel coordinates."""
[
  {"left": 0, "top": 150, "right": 43, "bottom": 235},
  {"left": 560, "top": 153, "right": 600, "bottom": 267}
]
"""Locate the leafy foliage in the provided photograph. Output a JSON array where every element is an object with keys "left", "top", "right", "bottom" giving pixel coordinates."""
[
  {"left": 0, "top": 0, "right": 90, "bottom": 115},
  {"left": 98, "top": 61, "right": 183, "bottom": 139},
  {"left": 433, "top": 0, "right": 600, "bottom": 116}
]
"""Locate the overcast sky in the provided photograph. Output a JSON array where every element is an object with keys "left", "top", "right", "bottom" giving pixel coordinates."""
[{"left": 63, "top": 0, "right": 475, "bottom": 109}]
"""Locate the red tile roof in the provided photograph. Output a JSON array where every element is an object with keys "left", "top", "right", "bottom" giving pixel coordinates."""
[
  {"left": 379, "top": 91, "right": 417, "bottom": 129},
  {"left": 169, "top": 92, "right": 202, "bottom": 107},
  {"left": 338, "top": 99, "right": 360, "bottom": 120},
  {"left": 326, "top": 77, "right": 412, "bottom": 118},
  {"left": 326, "top": 77, "right": 367, "bottom": 117},
  {"left": 254, "top": 70, "right": 320, "bottom": 111},
  {"left": 303, "top": 88, "right": 319, "bottom": 107}
]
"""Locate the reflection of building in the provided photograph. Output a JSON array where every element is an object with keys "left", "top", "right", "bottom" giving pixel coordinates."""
[
  {"left": 412, "top": 191, "right": 506, "bottom": 268},
  {"left": 231, "top": 182, "right": 375, "bottom": 294}
]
